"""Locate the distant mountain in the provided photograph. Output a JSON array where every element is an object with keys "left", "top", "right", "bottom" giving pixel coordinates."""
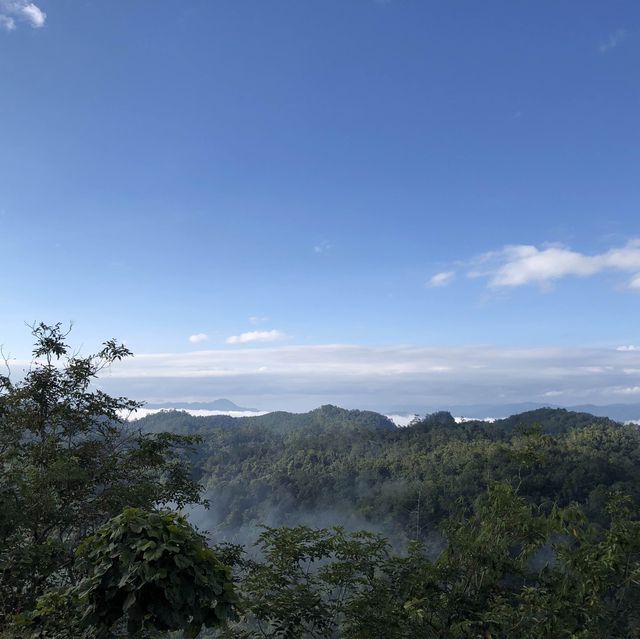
[
  {"left": 136, "top": 404, "right": 619, "bottom": 439},
  {"left": 409, "top": 402, "right": 640, "bottom": 423},
  {"left": 491, "top": 407, "right": 619, "bottom": 434},
  {"left": 136, "top": 404, "right": 396, "bottom": 434},
  {"left": 145, "top": 399, "right": 259, "bottom": 412}
]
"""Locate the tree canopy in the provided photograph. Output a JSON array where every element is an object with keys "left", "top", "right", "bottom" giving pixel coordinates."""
[{"left": 0, "top": 324, "right": 236, "bottom": 637}]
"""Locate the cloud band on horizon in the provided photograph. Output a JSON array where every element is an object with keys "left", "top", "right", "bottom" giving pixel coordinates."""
[{"left": 87, "top": 342, "right": 640, "bottom": 411}]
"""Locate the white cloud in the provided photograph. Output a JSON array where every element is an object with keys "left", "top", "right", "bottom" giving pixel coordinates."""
[
  {"left": 249, "top": 316, "right": 269, "bottom": 325},
  {"left": 462, "top": 240, "right": 640, "bottom": 289},
  {"left": 21, "top": 2, "right": 44, "bottom": 26},
  {"left": 226, "top": 330, "right": 285, "bottom": 345},
  {"left": 428, "top": 271, "right": 455, "bottom": 287},
  {"left": 314, "top": 240, "right": 333, "bottom": 254},
  {"left": 617, "top": 345, "right": 639, "bottom": 352},
  {"left": 613, "top": 386, "right": 640, "bottom": 396},
  {"left": 0, "top": 1, "right": 46, "bottom": 30},
  {"left": 386, "top": 414, "right": 417, "bottom": 427},
  {"left": 629, "top": 274, "right": 640, "bottom": 290},
  {"left": 188, "top": 333, "right": 209, "bottom": 344},
  {"left": 0, "top": 14, "right": 15, "bottom": 29},
  {"left": 599, "top": 29, "right": 627, "bottom": 53},
  {"left": 126, "top": 408, "right": 267, "bottom": 421}
]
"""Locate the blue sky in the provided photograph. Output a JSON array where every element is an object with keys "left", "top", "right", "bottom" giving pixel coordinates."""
[{"left": 2, "top": 1, "right": 640, "bottom": 410}]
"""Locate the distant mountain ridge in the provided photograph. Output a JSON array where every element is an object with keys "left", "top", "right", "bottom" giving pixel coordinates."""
[
  {"left": 429, "top": 402, "right": 640, "bottom": 422},
  {"left": 136, "top": 404, "right": 397, "bottom": 434},
  {"left": 136, "top": 404, "right": 618, "bottom": 437},
  {"left": 145, "top": 398, "right": 259, "bottom": 412},
  {"left": 143, "top": 400, "right": 640, "bottom": 423}
]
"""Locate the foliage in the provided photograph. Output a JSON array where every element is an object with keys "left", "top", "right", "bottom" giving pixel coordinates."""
[
  {"left": 9, "top": 587, "right": 91, "bottom": 639},
  {"left": 216, "top": 484, "right": 640, "bottom": 639},
  {"left": 0, "top": 324, "right": 204, "bottom": 625},
  {"left": 73, "top": 508, "right": 237, "bottom": 638},
  {"left": 218, "top": 526, "right": 387, "bottom": 639}
]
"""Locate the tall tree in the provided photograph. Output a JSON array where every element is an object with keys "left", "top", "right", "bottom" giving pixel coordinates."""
[{"left": 0, "top": 323, "right": 204, "bottom": 623}]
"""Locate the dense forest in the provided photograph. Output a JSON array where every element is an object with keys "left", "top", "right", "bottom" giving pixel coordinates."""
[
  {"left": 2, "top": 325, "right": 640, "bottom": 638},
  {"left": 138, "top": 405, "right": 640, "bottom": 545}
]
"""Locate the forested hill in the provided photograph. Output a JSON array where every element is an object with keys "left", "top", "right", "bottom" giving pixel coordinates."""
[
  {"left": 489, "top": 406, "right": 620, "bottom": 433},
  {"left": 136, "top": 404, "right": 397, "bottom": 434},
  {"left": 135, "top": 406, "right": 638, "bottom": 543},
  {"left": 135, "top": 404, "right": 617, "bottom": 436}
]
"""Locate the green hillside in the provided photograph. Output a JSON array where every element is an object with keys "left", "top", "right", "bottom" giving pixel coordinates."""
[{"left": 136, "top": 406, "right": 639, "bottom": 542}]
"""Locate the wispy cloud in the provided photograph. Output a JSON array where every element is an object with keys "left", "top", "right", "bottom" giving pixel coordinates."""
[
  {"left": 487, "top": 241, "right": 640, "bottom": 288},
  {"left": 599, "top": 29, "right": 627, "bottom": 53},
  {"left": 249, "top": 316, "right": 269, "bottom": 325},
  {"left": 226, "top": 329, "right": 285, "bottom": 345},
  {"left": 188, "top": 333, "right": 209, "bottom": 344},
  {"left": 617, "top": 345, "right": 640, "bottom": 352},
  {"left": 314, "top": 240, "right": 333, "bottom": 254},
  {"left": 428, "top": 271, "right": 455, "bottom": 288},
  {"left": 614, "top": 386, "right": 640, "bottom": 395},
  {"left": 450, "top": 240, "right": 640, "bottom": 290},
  {"left": 0, "top": 1, "right": 46, "bottom": 31}
]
